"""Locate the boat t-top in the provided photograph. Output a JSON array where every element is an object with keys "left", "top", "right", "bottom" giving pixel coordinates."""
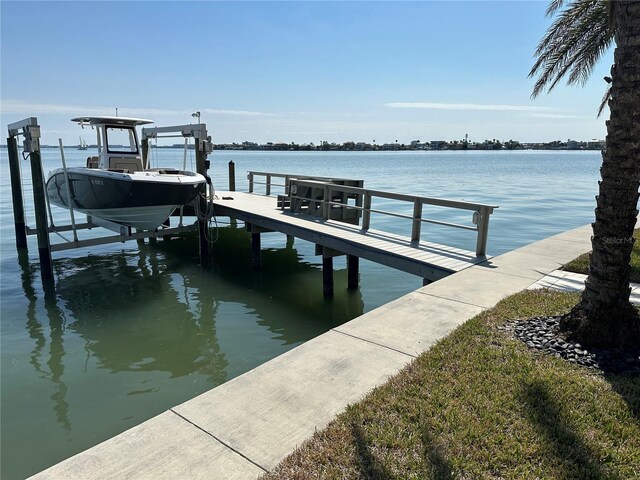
[{"left": 46, "top": 116, "right": 208, "bottom": 231}]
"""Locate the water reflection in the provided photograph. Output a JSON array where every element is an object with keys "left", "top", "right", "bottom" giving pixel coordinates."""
[
  {"left": 54, "top": 248, "right": 229, "bottom": 383},
  {"left": 20, "top": 251, "right": 71, "bottom": 430},
  {"left": 18, "top": 226, "right": 363, "bottom": 433}
]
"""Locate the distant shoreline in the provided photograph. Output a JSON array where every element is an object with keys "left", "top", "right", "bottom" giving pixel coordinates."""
[{"left": 5, "top": 141, "right": 604, "bottom": 152}]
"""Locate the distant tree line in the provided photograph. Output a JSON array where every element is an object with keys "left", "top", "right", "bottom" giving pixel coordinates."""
[{"left": 210, "top": 138, "right": 605, "bottom": 151}]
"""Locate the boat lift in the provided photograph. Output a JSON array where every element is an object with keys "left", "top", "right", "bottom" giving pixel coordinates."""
[
  {"left": 140, "top": 121, "right": 213, "bottom": 170},
  {"left": 6, "top": 116, "right": 214, "bottom": 281},
  {"left": 140, "top": 122, "right": 215, "bottom": 258}
]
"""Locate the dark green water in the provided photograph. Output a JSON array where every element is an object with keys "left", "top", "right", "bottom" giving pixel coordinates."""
[{"left": 1, "top": 149, "right": 601, "bottom": 478}]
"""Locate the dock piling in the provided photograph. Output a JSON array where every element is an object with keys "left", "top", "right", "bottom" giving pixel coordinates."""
[
  {"left": 347, "top": 254, "right": 359, "bottom": 290},
  {"left": 228, "top": 161, "right": 236, "bottom": 191},
  {"left": 286, "top": 234, "right": 295, "bottom": 249},
  {"left": 195, "top": 139, "right": 210, "bottom": 260},
  {"left": 322, "top": 255, "right": 334, "bottom": 298},
  {"left": 251, "top": 232, "right": 261, "bottom": 269},
  {"left": 7, "top": 135, "right": 27, "bottom": 250},
  {"left": 29, "top": 150, "right": 53, "bottom": 279}
]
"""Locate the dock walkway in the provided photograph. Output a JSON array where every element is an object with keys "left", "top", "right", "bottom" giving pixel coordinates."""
[
  {"left": 30, "top": 224, "right": 595, "bottom": 480},
  {"left": 212, "top": 191, "right": 486, "bottom": 281}
]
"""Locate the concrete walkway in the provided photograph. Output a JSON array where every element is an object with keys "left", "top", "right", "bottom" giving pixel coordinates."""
[
  {"left": 528, "top": 269, "right": 640, "bottom": 304},
  {"left": 31, "top": 224, "right": 595, "bottom": 480}
]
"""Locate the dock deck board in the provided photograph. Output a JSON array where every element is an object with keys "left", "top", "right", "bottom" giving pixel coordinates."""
[{"left": 212, "top": 191, "right": 488, "bottom": 280}]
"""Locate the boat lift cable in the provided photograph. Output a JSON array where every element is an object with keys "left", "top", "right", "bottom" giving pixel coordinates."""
[
  {"left": 20, "top": 151, "right": 30, "bottom": 230},
  {"left": 178, "top": 137, "right": 195, "bottom": 227},
  {"left": 58, "top": 139, "right": 79, "bottom": 242},
  {"left": 41, "top": 160, "right": 58, "bottom": 232},
  {"left": 207, "top": 179, "right": 219, "bottom": 244},
  {"left": 192, "top": 175, "right": 219, "bottom": 245}
]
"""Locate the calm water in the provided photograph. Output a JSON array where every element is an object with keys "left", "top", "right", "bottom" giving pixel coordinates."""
[{"left": 1, "top": 148, "right": 600, "bottom": 478}]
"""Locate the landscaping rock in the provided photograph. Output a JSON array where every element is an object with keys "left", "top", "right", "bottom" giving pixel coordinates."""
[{"left": 503, "top": 316, "right": 640, "bottom": 375}]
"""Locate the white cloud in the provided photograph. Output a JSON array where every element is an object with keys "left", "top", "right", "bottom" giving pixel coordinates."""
[
  {"left": 527, "top": 112, "right": 590, "bottom": 119},
  {"left": 1, "top": 100, "right": 278, "bottom": 118},
  {"left": 385, "top": 102, "right": 548, "bottom": 112},
  {"left": 202, "top": 108, "right": 279, "bottom": 117},
  {"left": 0, "top": 100, "right": 193, "bottom": 117},
  {"left": 283, "top": 130, "right": 339, "bottom": 135}
]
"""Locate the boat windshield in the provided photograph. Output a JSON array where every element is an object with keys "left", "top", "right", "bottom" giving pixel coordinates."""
[{"left": 105, "top": 126, "right": 138, "bottom": 154}]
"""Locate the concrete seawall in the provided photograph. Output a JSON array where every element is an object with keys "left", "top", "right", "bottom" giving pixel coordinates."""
[{"left": 31, "top": 224, "right": 594, "bottom": 479}]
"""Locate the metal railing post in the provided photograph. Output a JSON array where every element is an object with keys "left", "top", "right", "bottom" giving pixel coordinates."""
[
  {"left": 322, "top": 185, "right": 330, "bottom": 219},
  {"left": 141, "top": 138, "right": 150, "bottom": 170},
  {"left": 266, "top": 174, "right": 271, "bottom": 196},
  {"left": 362, "top": 192, "right": 372, "bottom": 230},
  {"left": 248, "top": 172, "right": 254, "bottom": 193},
  {"left": 411, "top": 198, "right": 422, "bottom": 243},
  {"left": 475, "top": 206, "right": 491, "bottom": 256}
]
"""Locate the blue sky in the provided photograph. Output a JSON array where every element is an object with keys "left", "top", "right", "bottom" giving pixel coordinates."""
[{"left": 1, "top": 1, "right": 613, "bottom": 145}]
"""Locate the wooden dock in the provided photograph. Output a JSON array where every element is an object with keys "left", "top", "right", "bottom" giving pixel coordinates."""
[{"left": 213, "top": 190, "right": 491, "bottom": 287}]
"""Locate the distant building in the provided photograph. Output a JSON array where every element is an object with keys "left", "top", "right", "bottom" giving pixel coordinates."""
[
  {"left": 588, "top": 139, "right": 606, "bottom": 150},
  {"left": 567, "top": 139, "right": 579, "bottom": 150}
]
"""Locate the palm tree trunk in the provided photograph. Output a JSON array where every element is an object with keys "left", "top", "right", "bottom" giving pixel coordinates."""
[{"left": 561, "top": 0, "right": 640, "bottom": 347}]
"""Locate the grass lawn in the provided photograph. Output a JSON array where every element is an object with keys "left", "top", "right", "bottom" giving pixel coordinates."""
[
  {"left": 262, "top": 289, "right": 640, "bottom": 479},
  {"left": 563, "top": 228, "right": 640, "bottom": 283}
]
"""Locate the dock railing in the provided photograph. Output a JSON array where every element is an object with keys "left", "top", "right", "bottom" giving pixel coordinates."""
[
  {"left": 286, "top": 178, "right": 497, "bottom": 257},
  {"left": 247, "top": 171, "right": 363, "bottom": 196}
]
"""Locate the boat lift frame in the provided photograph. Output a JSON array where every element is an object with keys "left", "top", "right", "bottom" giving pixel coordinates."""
[
  {"left": 6, "top": 116, "right": 213, "bottom": 281},
  {"left": 140, "top": 122, "right": 214, "bottom": 260}
]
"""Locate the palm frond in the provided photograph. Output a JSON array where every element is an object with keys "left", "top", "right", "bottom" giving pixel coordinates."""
[
  {"left": 530, "top": 0, "right": 613, "bottom": 98},
  {"left": 546, "top": 0, "right": 567, "bottom": 17},
  {"left": 597, "top": 85, "right": 611, "bottom": 117}
]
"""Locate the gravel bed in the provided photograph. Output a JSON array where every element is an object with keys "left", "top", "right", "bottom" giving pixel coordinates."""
[{"left": 500, "top": 316, "right": 640, "bottom": 375}]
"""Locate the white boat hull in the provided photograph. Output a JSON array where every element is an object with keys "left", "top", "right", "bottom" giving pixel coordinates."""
[
  {"left": 46, "top": 167, "right": 207, "bottom": 230},
  {"left": 84, "top": 205, "right": 178, "bottom": 231}
]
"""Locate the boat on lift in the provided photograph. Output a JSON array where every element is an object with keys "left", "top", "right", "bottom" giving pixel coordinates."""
[{"left": 46, "top": 116, "right": 208, "bottom": 231}]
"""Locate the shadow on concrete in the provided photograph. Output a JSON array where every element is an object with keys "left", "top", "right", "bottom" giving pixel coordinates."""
[{"left": 521, "top": 379, "right": 607, "bottom": 480}]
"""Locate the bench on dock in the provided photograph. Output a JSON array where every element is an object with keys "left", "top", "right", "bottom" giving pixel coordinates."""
[{"left": 249, "top": 172, "right": 364, "bottom": 225}]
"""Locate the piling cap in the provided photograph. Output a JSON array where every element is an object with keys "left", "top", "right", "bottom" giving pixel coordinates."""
[{"left": 71, "top": 116, "right": 154, "bottom": 127}]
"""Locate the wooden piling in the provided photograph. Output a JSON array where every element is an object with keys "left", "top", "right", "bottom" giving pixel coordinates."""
[
  {"left": 29, "top": 150, "right": 53, "bottom": 279},
  {"left": 7, "top": 136, "right": 27, "bottom": 249},
  {"left": 195, "top": 140, "right": 209, "bottom": 260},
  {"left": 286, "top": 234, "right": 295, "bottom": 249},
  {"left": 251, "top": 232, "right": 261, "bottom": 269},
  {"left": 228, "top": 161, "right": 236, "bottom": 191},
  {"left": 228, "top": 160, "right": 238, "bottom": 226},
  {"left": 347, "top": 254, "right": 359, "bottom": 290},
  {"left": 322, "top": 256, "right": 334, "bottom": 297}
]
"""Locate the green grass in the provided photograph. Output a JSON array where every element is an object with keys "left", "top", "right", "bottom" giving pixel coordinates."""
[
  {"left": 563, "top": 228, "right": 640, "bottom": 283},
  {"left": 262, "top": 290, "right": 640, "bottom": 480}
]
